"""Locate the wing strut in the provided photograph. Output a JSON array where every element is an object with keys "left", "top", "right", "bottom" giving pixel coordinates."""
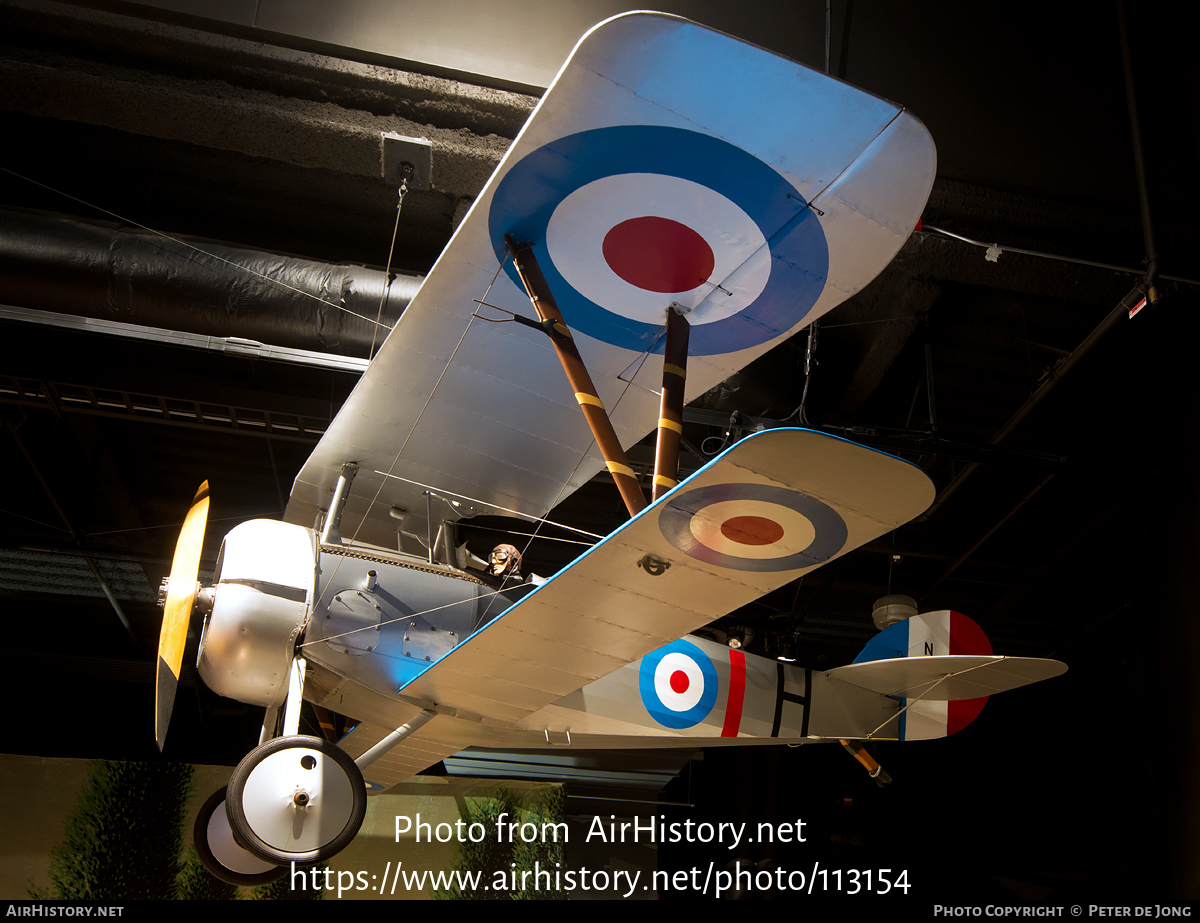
[
  {"left": 506, "top": 235, "right": 647, "bottom": 518},
  {"left": 354, "top": 708, "right": 438, "bottom": 770},
  {"left": 652, "top": 307, "right": 690, "bottom": 501}
]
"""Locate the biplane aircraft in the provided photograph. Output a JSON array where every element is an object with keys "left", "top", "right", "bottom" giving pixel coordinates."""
[{"left": 152, "top": 12, "right": 1067, "bottom": 884}]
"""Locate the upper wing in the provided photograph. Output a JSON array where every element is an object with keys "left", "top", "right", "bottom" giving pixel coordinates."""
[{"left": 284, "top": 12, "right": 936, "bottom": 547}]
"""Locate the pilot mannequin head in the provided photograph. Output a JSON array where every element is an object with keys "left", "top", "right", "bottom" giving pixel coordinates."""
[{"left": 488, "top": 543, "right": 522, "bottom": 579}]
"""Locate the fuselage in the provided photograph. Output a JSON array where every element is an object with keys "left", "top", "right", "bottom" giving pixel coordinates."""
[{"left": 198, "top": 520, "right": 906, "bottom": 749}]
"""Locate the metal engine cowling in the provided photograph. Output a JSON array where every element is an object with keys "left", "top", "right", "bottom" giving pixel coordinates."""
[{"left": 196, "top": 520, "right": 316, "bottom": 707}]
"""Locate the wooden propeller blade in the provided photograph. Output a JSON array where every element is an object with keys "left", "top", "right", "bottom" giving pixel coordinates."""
[{"left": 155, "top": 480, "right": 210, "bottom": 751}]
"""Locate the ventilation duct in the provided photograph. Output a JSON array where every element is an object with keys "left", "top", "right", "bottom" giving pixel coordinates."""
[{"left": 0, "top": 208, "right": 423, "bottom": 357}]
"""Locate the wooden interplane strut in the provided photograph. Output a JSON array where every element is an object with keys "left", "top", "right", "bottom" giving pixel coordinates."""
[
  {"left": 506, "top": 235, "right": 648, "bottom": 518},
  {"left": 653, "top": 308, "right": 690, "bottom": 501}
]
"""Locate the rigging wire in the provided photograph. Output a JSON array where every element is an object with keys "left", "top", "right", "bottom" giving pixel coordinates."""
[
  {"left": 299, "top": 582, "right": 519, "bottom": 649},
  {"left": 921, "top": 223, "right": 1200, "bottom": 286},
  {"left": 368, "top": 471, "right": 603, "bottom": 540},
  {"left": 312, "top": 254, "right": 514, "bottom": 616},
  {"left": 457, "top": 521, "right": 596, "bottom": 547},
  {"left": 83, "top": 513, "right": 281, "bottom": 537},
  {"left": 369, "top": 180, "right": 409, "bottom": 360},
  {"left": 862, "top": 662, "right": 994, "bottom": 740}
]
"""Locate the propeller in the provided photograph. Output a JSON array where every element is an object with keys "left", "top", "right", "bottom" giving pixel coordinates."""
[{"left": 155, "top": 481, "right": 210, "bottom": 751}]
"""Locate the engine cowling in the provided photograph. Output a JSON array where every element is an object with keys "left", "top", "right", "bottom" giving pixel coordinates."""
[{"left": 196, "top": 520, "right": 316, "bottom": 707}]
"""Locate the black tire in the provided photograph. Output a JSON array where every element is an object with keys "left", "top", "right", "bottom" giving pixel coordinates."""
[
  {"left": 194, "top": 788, "right": 287, "bottom": 886},
  {"left": 226, "top": 735, "right": 366, "bottom": 865}
]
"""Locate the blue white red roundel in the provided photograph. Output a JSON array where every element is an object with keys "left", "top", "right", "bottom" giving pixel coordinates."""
[
  {"left": 488, "top": 125, "right": 829, "bottom": 357},
  {"left": 639, "top": 639, "right": 718, "bottom": 729},
  {"left": 659, "top": 483, "right": 848, "bottom": 572}
]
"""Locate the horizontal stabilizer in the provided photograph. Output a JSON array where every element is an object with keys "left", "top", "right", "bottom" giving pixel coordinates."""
[{"left": 827, "top": 654, "right": 1067, "bottom": 701}]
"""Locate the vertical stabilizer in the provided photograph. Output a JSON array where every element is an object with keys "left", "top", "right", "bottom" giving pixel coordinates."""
[{"left": 851, "top": 610, "right": 992, "bottom": 740}]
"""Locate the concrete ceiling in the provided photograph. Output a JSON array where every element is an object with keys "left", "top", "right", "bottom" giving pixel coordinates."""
[{"left": 2, "top": 0, "right": 1199, "bottom": 897}]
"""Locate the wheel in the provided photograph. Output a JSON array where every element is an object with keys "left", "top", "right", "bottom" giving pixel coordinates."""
[
  {"left": 194, "top": 788, "right": 286, "bottom": 886},
  {"left": 226, "top": 735, "right": 366, "bottom": 865}
]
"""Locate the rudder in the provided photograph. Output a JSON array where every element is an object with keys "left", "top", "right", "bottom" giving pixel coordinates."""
[{"left": 852, "top": 610, "right": 991, "bottom": 740}]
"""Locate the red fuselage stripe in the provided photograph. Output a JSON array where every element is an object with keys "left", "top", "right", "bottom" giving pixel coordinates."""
[{"left": 721, "top": 649, "right": 747, "bottom": 737}]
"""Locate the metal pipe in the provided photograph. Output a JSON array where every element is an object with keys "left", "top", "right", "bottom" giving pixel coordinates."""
[
  {"left": 921, "top": 225, "right": 1197, "bottom": 285},
  {"left": 0, "top": 208, "right": 422, "bottom": 357},
  {"left": 929, "top": 473, "right": 1057, "bottom": 591},
  {"left": 1117, "top": 0, "right": 1160, "bottom": 297},
  {"left": 918, "top": 285, "right": 1141, "bottom": 521}
]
